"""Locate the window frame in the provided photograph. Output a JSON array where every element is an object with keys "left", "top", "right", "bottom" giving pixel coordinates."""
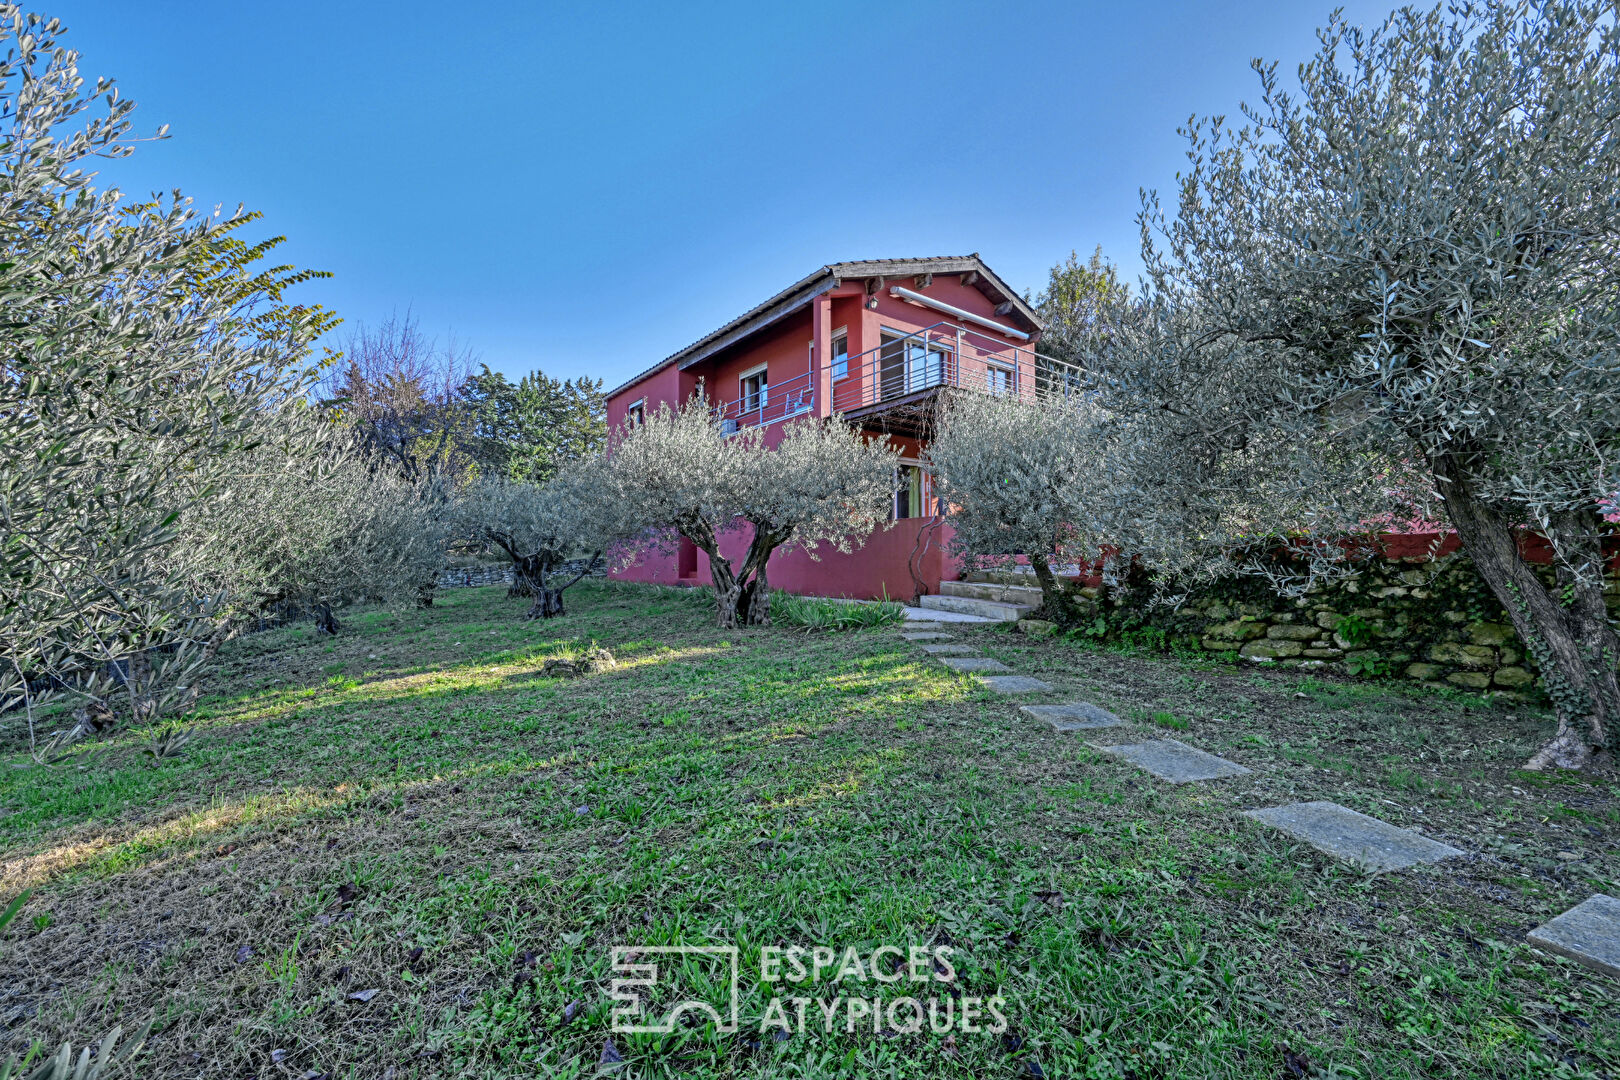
[
  {"left": 738, "top": 363, "right": 769, "bottom": 413},
  {"left": 830, "top": 328, "right": 849, "bottom": 380}
]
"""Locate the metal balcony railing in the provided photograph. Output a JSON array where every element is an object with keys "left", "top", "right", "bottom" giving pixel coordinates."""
[
  {"left": 711, "top": 321, "right": 1091, "bottom": 433},
  {"left": 714, "top": 368, "right": 816, "bottom": 434},
  {"left": 832, "top": 322, "right": 1090, "bottom": 414}
]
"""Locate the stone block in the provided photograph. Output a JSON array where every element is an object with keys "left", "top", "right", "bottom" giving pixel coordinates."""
[
  {"left": 940, "top": 656, "right": 1011, "bottom": 673},
  {"left": 1017, "top": 619, "right": 1058, "bottom": 637},
  {"left": 918, "top": 643, "right": 980, "bottom": 655},
  {"left": 1020, "top": 702, "right": 1124, "bottom": 731},
  {"left": 1314, "top": 610, "right": 1342, "bottom": 630},
  {"left": 1242, "top": 639, "right": 1303, "bottom": 660},
  {"left": 978, "top": 674, "right": 1053, "bottom": 694},
  {"left": 1207, "top": 620, "right": 1267, "bottom": 641},
  {"left": 1243, "top": 801, "right": 1464, "bottom": 872},
  {"left": 901, "top": 632, "right": 955, "bottom": 642},
  {"left": 1405, "top": 662, "right": 1444, "bottom": 681},
  {"left": 1527, "top": 895, "right": 1620, "bottom": 979},
  {"left": 1087, "top": 739, "right": 1251, "bottom": 784},
  {"left": 1446, "top": 671, "right": 1492, "bottom": 689},
  {"left": 1468, "top": 622, "right": 1514, "bottom": 646},
  {"left": 1429, "top": 642, "right": 1496, "bottom": 667},
  {"left": 1267, "top": 624, "right": 1321, "bottom": 641},
  {"left": 1201, "top": 638, "right": 1238, "bottom": 652},
  {"left": 1303, "top": 647, "right": 1344, "bottom": 659},
  {"left": 1493, "top": 665, "right": 1535, "bottom": 689}
]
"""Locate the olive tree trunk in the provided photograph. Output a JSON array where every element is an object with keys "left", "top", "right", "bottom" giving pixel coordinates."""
[
  {"left": 1433, "top": 453, "right": 1616, "bottom": 770},
  {"left": 1029, "top": 552, "right": 1089, "bottom": 624},
  {"left": 698, "top": 524, "right": 786, "bottom": 629},
  {"left": 524, "top": 553, "right": 602, "bottom": 620}
]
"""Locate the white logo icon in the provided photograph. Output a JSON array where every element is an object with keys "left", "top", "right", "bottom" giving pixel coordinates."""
[{"left": 609, "top": 946, "right": 740, "bottom": 1034}]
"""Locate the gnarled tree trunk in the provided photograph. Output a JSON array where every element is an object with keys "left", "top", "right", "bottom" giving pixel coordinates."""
[
  {"left": 314, "top": 603, "right": 340, "bottom": 635},
  {"left": 1029, "top": 552, "right": 1088, "bottom": 624},
  {"left": 701, "top": 525, "right": 784, "bottom": 628},
  {"left": 1432, "top": 452, "right": 1616, "bottom": 770}
]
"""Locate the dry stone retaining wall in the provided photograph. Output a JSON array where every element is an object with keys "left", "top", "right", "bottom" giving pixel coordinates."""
[{"left": 1045, "top": 549, "right": 1620, "bottom": 698}]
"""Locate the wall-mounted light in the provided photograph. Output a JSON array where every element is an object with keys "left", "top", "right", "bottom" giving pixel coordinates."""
[{"left": 865, "top": 296, "right": 879, "bottom": 310}]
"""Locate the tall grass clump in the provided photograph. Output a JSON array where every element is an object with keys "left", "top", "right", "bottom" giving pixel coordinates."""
[{"left": 774, "top": 595, "right": 904, "bottom": 632}]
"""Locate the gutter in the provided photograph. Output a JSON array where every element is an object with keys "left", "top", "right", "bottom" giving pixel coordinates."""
[{"left": 888, "top": 286, "right": 1031, "bottom": 341}]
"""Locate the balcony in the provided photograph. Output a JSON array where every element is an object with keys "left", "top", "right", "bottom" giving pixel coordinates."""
[{"left": 713, "top": 321, "right": 1089, "bottom": 437}]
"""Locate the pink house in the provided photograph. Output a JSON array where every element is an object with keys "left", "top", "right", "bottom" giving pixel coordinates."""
[{"left": 606, "top": 255, "right": 1076, "bottom": 609}]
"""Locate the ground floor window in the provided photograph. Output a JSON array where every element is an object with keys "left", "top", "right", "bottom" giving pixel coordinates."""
[{"left": 893, "top": 462, "right": 931, "bottom": 519}]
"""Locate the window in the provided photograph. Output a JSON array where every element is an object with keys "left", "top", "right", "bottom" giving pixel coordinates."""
[
  {"left": 739, "top": 365, "right": 768, "bottom": 413},
  {"left": 626, "top": 398, "right": 646, "bottom": 425},
  {"left": 985, "top": 364, "right": 1013, "bottom": 396},
  {"left": 893, "top": 463, "right": 930, "bottom": 520},
  {"left": 831, "top": 330, "right": 849, "bottom": 379}
]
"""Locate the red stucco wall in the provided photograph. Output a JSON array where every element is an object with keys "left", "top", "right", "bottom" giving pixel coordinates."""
[{"left": 613, "top": 515, "right": 960, "bottom": 602}]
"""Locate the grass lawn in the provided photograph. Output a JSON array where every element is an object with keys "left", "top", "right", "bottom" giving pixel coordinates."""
[{"left": 1, "top": 582, "right": 1617, "bottom": 1078}]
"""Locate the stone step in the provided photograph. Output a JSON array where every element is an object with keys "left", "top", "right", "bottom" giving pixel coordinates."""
[
  {"left": 963, "top": 563, "right": 1082, "bottom": 587},
  {"left": 918, "top": 593, "right": 1033, "bottom": 622},
  {"left": 939, "top": 580, "right": 1046, "bottom": 606}
]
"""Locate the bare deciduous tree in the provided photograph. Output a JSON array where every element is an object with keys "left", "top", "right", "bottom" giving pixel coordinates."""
[{"left": 318, "top": 310, "right": 478, "bottom": 483}]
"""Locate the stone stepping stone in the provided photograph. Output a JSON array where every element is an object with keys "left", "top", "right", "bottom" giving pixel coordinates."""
[
  {"left": 1527, "top": 895, "right": 1620, "bottom": 979},
  {"left": 1088, "top": 738, "right": 1250, "bottom": 784},
  {"left": 977, "top": 674, "right": 1053, "bottom": 694},
  {"left": 918, "top": 643, "right": 980, "bottom": 656},
  {"left": 939, "top": 656, "right": 1011, "bottom": 673},
  {"left": 904, "top": 622, "right": 947, "bottom": 632},
  {"left": 1020, "top": 702, "right": 1123, "bottom": 731},
  {"left": 900, "top": 632, "right": 955, "bottom": 642},
  {"left": 1243, "top": 801, "right": 1464, "bottom": 873}
]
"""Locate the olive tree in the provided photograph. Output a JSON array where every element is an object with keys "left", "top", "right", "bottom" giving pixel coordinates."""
[
  {"left": 0, "top": 9, "right": 330, "bottom": 748},
  {"left": 178, "top": 420, "right": 451, "bottom": 637},
  {"left": 1098, "top": 0, "right": 1620, "bottom": 769},
  {"left": 457, "top": 458, "right": 625, "bottom": 619},
  {"left": 928, "top": 391, "right": 1110, "bottom": 621},
  {"left": 602, "top": 396, "right": 901, "bottom": 627}
]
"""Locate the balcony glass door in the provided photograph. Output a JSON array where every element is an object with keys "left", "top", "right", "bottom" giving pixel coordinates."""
[{"left": 879, "top": 331, "right": 948, "bottom": 401}]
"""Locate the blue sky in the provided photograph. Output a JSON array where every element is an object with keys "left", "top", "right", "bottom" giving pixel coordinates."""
[{"left": 54, "top": 0, "right": 1396, "bottom": 389}]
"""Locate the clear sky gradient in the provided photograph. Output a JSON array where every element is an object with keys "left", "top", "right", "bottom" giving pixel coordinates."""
[{"left": 53, "top": 1, "right": 1397, "bottom": 389}]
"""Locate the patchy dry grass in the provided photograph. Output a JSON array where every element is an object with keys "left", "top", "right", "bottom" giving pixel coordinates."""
[{"left": 0, "top": 582, "right": 1616, "bottom": 1078}]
